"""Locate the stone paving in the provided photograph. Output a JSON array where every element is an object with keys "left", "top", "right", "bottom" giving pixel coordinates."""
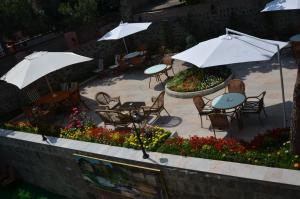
[{"left": 81, "top": 50, "right": 297, "bottom": 141}]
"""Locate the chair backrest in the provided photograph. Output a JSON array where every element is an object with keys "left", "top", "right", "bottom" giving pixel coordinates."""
[
  {"left": 95, "top": 92, "right": 111, "bottom": 105},
  {"left": 162, "top": 56, "right": 173, "bottom": 66},
  {"left": 138, "top": 44, "right": 147, "bottom": 51},
  {"left": 159, "top": 46, "right": 166, "bottom": 56},
  {"left": 227, "top": 79, "right": 245, "bottom": 94},
  {"left": 257, "top": 91, "right": 266, "bottom": 110},
  {"left": 25, "top": 88, "right": 40, "bottom": 103},
  {"left": 151, "top": 91, "right": 165, "bottom": 110},
  {"left": 131, "top": 57, "right": 143, "bottom": 66},
  {"left": 96, "top": 110, "right": 131, "bottom": 125},
  {"left": 193, "top": 95, "right": 205, "bottom": 113},
  {"left": 208, "top": 113, "right": 230, "bottom": 130}
]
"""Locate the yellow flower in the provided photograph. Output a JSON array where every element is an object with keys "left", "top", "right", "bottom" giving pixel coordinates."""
[
  {"left": 293, "top": 163, "right": 300, "bottom": 169},
  {"left": 277, "top": 151, "right": 281, "bottom": 156},
  {"left": 268, "top": 154, "right": 271, "bottom": 157}
]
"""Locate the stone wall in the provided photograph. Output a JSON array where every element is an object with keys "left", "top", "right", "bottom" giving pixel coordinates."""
[
  {"left": 132, "top": 0, "right": 300, "bottom": 51},
  {"left": 1, "top": 129, "right": 300, "bottom": 199}
]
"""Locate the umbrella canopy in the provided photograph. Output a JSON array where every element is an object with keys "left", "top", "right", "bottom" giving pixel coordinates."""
[
  {"left": 172, "top": 34, "right": 288, "bottom": 68},
  {"left": 262, "top": 0, "right": 300, "bottom": 12},
  {"left": 98, "top": 22, "right": 152, "bottom": 41},
  {"left": 172, "top": 29, "right": 289, "bottom": 127},
  {"left": 0, "top": 51, "right": 92, "bottom": 89}
]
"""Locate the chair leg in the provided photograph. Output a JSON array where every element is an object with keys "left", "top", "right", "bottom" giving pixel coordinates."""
[
  {"left": 258, "top": 113, "right": 264, "bottom": 125},
  {"left": 171, "top": 67, "right": 175, "bottom": 75},
  {"left": 262, "top": 107, "right": 267, "bottom": 118},
  {"left": 213, "top": 128, "right": 216, "bottom": 138},
  {"left": 164, "top": 107, "right": 170, "bottom": 116},
  {"left": 148, "top": 76, "right": 151, "bottom": 88}
]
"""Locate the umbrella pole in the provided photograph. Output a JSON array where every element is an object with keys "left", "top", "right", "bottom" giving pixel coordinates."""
[
  {"left": 44, "top": 76, "right": 54, "bottom": 95},
  {"left": 226, "top": 28, "right": 288, "bottom": 127},
  {"left": 122, "top": 38, "right": 129, "bottom": 54},
  {"left": 277, "top": 47, "right": 288, "bottom": 127}
]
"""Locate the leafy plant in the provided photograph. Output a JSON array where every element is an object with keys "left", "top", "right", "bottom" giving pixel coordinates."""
[
  {"left": 3, "top": 121, "right": 38, "bottom": 134},
  {"left": 167, "top": 67, "right": 231, "bottom": 92}
]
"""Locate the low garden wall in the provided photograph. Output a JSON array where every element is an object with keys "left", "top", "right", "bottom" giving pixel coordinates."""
[{"left": 1, "top": 129, "right": 300, "bottom": 199}]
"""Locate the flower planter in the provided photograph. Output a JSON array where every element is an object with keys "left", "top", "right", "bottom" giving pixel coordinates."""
[{"left": 165, "top": 74, "right": 233, "bottom": 98}]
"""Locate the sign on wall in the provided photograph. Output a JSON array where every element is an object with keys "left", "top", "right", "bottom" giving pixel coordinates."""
[{"left": 74, "top": 154, "right": 168, "bottom": 199}]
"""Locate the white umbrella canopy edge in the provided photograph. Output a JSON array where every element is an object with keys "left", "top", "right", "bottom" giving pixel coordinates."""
[
  {"left": 0, "top": 51, "right": 93, "bottom": 89},
  {"left": 172, "top": 28, "right": 289, "bottom": 126},
  {"left": 98, "top": 22, "right": 152, "bottom": 41},
  {"left": 172, "top": 35, "right": 288, "bottom": 68},
  {"left": 261, "top": 0, "right": 300, "bottom": 12},
  {"left": 97, "top": 21, "right": 152, "bottom": 53}
]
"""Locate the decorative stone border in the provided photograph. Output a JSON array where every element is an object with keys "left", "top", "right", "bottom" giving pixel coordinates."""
[{"left": 165, "top": 74, "right": 233, "bottom": 98}]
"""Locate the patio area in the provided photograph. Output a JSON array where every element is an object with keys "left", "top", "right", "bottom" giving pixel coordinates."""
[{"left": 80, "top": 49, "right": 297, "bottom": 141}]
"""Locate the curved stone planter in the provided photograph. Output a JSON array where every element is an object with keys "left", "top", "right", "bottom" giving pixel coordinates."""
[{"left": 165, "top": 74, "right": 233, "bottom": 99}]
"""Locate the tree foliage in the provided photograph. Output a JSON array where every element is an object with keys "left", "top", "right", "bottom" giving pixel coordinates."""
[
  {"left": 0, "top": 0, "right": 103, "bottom": 38},
  {"left": 0, "top": 0, "right": 44, "bottom": 37}
]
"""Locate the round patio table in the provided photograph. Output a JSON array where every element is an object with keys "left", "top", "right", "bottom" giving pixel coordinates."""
[
  {"left": 212, "top": 93, "right": 245, "bottom": 110},
  {"left": 35, "top": 91, "right": 70, "bottom": 105},
  {"left": 144, "top": 64, "right": 167, "bottom": 88},
  {"left": 123, "top": 51, "right": 141, "bottom": 59},
  {"left": 290, "top": 34, "right": 300, "bottom": 42}
]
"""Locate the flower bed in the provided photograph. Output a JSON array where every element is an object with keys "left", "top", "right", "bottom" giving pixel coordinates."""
[
  {"left": 2, "top": 108, "right": 299, "bottom": 170},
  {"left": 157, "top": 128, "right": 300, "bottom": 170},
  {"left": 3, "top": 108, "right": 172, "bottom": 152},
  {"left": 166, "top": 67, "right": 231, "bottom": 92}
]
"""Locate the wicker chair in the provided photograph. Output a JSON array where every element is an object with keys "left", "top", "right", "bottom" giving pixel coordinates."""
[
  {"left": 95, "top": 109, "right": 132, "bottom": 128},
  {"left": 130, "top": 56, "right": 145, "bottom": 68},
  {"left": 227, "top": 79, "right": 245, "bottom": 94},
  {"left": 138, "top": 44, "right": 148, "bottom": 56},
  {"left": 141, "top": 91, "right": 170, "bottom": 118},
  {"left": 95, "top": 92, "right": 121, "bottom": 110},
  {"left": 161, "top": 56, "right": 175, "bottom": 76},
  {"left": 242, "top": 91, "right": 267, "bottom": 123},
  {"left": 208, "top": 113, "right": 233, "bottom": 137},
  {"left": 193, "top": 95, "right": 213, "bottom": 127}
]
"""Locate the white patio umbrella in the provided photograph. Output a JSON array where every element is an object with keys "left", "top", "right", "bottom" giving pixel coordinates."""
[
  {"left": 0, "top": 51, "right": 93, "bottom": 92},
  {"left": 172, "top": 28, "right": 289, "bottom": 126},
  {"left": 262, "top": 0, "right": 300, "bottom": 12},
  {"left": 98, "top": 21, "right": 152, "bottom": 53}
]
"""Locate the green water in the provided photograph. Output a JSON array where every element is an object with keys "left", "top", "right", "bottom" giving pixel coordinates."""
[{"left": 0, "top": 182, "right": 68, "bottom": 199}]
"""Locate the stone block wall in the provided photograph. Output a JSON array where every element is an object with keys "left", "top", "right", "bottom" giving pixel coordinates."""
[
  {"left": 1, "top": 130, "right": 300, "bottom": 199},
  {"left": 132, "top": 0, "right": 300, "bottom": 50}
]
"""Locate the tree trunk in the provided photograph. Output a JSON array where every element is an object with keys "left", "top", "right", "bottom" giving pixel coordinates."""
[{"left": 291, "top": 64, "right": 300, "bottom": 154}]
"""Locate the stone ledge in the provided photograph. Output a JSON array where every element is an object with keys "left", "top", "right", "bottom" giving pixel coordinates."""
[
  {"left": 1, "top": 128, "right": 300, "bottom": 188},
  {"left": 165, "top": 74, "right": 233, "bottom": 98}
]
